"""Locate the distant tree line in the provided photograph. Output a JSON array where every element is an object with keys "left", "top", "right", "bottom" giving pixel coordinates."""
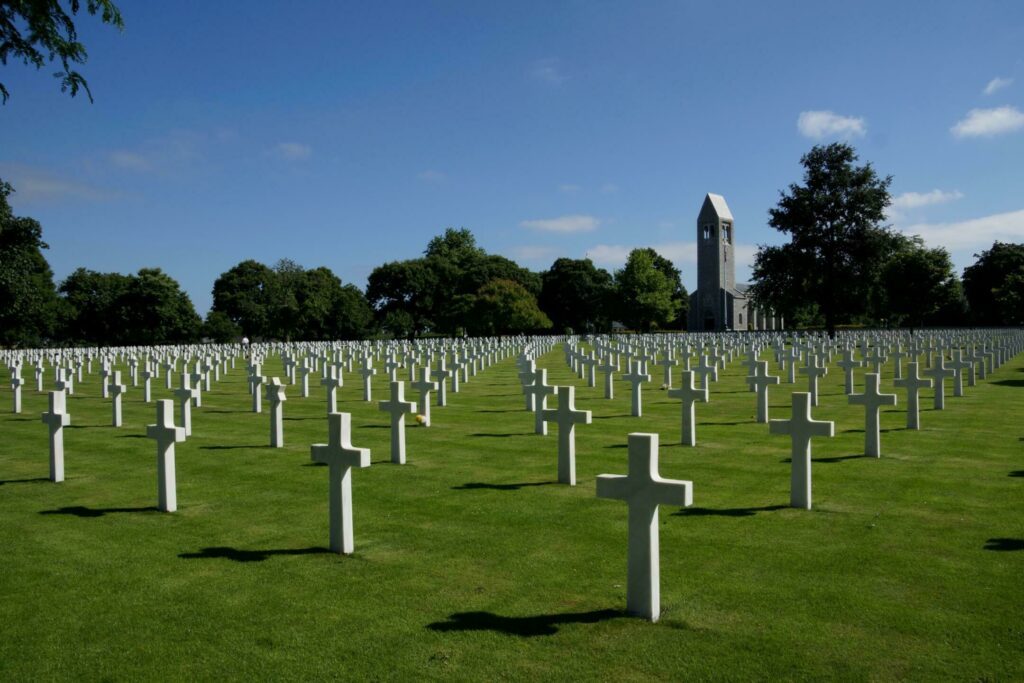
[{"left": 3, "top": 148, "right": 1023, "bottom": 347}]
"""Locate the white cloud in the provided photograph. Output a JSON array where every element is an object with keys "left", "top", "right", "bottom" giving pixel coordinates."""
[
  {"left": 951, "top": 106, "right": 1024, "bottom": 138},
  {"left": 531, "top": 58, "right": 566, "bottom": 85},
  {"left": 890, "top": 189, "right": 964, "bottom": 211},
  {"left": 983, "top": 77, "right": 1013, "bottom": 95},
  {"left": 585, "top": 241, "right": 758, "bottom": 270},
  {"left": 797, "top": 110, "right": 867, "bottom": 139},
  {"left": 417, "top": 169, "right": 447, "bottom": 183},
  {"left": 109, "top": 150, "right": 152, "bottom": 171},
  {"left": 275, "top": 142, "right": 312, "bottom": 161},
  {"left": 520, "top": 214, "right": 599, "bottom": 233},
  {"left": 0, "top": 163, "right": 114, "bottom": 203},
  {"left": 509, "top": 245, "right": 558, "bottom": 262},
  {"left": 899, "top": 209, "right": 1024, "bottom": 251},
  {"left": 558, "top": 184, "right": 581, "bottom": 193}
]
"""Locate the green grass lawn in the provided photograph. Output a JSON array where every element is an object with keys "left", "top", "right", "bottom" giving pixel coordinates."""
[{"left": 1, "top": 343, "right": 1022, "bottom": 681}]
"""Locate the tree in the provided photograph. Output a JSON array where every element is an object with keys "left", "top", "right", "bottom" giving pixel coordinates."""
[
  {"left": 366, "top": 259, "right": 437, "bottom": 336},
  {"left": 878, "top": 241, "right": 965, "bottom": 330},
  {"left": 1, "top": 0, "right": 124, "bottom": 103},
  {"left": 613, "top": 248, "right": 680, "bottom": 331},
  {"left": 469, "top": 279, "right": 552, "bottom": 336},
  {"left": 211, "top": 260, "right": 275, "bottom": 339},
  {"left": 0, "top": 179, "right": 59, "bottom": 346},
  {"left": 640, "top": 248, "right": 688, "bottom": 329},
  {"left": 962, "top": 242, "right": 1024, "bottom": 325},
  {"left": 117, "top": 268, "right": 201, "bottom": 344},
  {"left": 203, "top": 310, "right": 242, "bottom": 343},
  {"left": 750, "top": 143, "right": 895, "bottom": 335},
  {"left": 58, "top": 267, "right": 130, "bottom": 343},
  {"left": 538, "top": 258, "right": 614, "bottom": 333}
]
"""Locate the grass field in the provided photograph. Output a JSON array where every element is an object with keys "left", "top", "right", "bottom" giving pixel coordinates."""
[{"left": 1, "top": 342, "right": 1022, "bottom": 681}]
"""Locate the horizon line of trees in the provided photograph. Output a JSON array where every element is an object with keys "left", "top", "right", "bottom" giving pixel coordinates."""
[{"left": 3, "top": 144, "right": 1024, "bottom": 348}]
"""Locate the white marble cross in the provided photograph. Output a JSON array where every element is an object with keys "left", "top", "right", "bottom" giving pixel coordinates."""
[
  {"left": 311, "top": 412, "right": 371, "bottom": 554},
  {"left": 655, "top": 353, "right": 678, "bottom": 389},
  {"left": 378, "top": 380, "right": 417, "bottom": 464},
  {"left": 923, "top": 357, "right": 954, "bottom": 410},
  {"left": 109, "top": 371, "right": 127, "bottom": 427},
  {"left": 251, "top": 373, "right": 266, "bottom": 413},
  {"left": 541, "top": 385, "right": 592, "bottom": 485},
  {"left": 946, "top": 350, "right": 972, "bottom": 398},
  {"left": 173, "top": 372, "right": 197, "bottom": 436},
  {"left": 848, "top": 373, "right": 897, "bottom": 457},
  {"left": 746, "top": 360, "right": 780, "bottom": 423},
  {"left": 797, "top": 357, "right": 827, "bottom": 407},
  {"left": 770, "top": 392, "right": 835, "bottom": 510},
  {"left": 894, "top": 362, "right": 932, "bottom": 430},
  {"left": 41, "top": 390, "right": 70, "bottom": 482},
  {"left": 265, "top": 377, "right": 287, "bottom": 447},
  {"left": 524, "top": 368, "right": 556, "bottom": 435},
  {"left": 598, "top": 356, "right": 617, "bottom": 399},
  {"left": 411, "top": 367, "right": 438, "bottom": 427},
  {"left": 358, "top": 359, "right": 377, "bottom": 402},
  {"left": 146, "top": 399, "right": 186, "bottom": 512},
  {"left": 11, "top": 368, "right": 24, "bottom": 414},
  {"left": 667, "top": 370, "right": 707, "bottom": 446},
  {"left": 321, "top": 368, "right": 342, "bottom": 414},
  {"left": 693, "top": 355, "right": 718, "bottom": 391},
  {"left": 836, "top": 349, "right": 863, "bottom": 395},
  {"left": 596, "top": 432, "right": 693, "bottom": 622},
  {"left": 141, "top": 366, "right": 154, "bottom": 403},
  {"left": 432, "top": 358, "right": 450, "bottom": 407},
  {"left": 622, "top": 360, "right": 651, "bottom": 417},
  {"left": 518, "top": 359, "right": 538, "bottom": 411}
]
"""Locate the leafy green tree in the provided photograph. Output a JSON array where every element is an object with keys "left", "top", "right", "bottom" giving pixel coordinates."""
[
  {"left": 878, "top": 241, "right": 965, "bottom": 330},
  {"left": 1, "top": 0, "right": 124, "bottom": 103},
  {"left": 211, "top": 259, "right": 275, "bottom": 339},
  {"left": 538, "top": 258, "right": 614, "bottom": 333},
  {"left": 469, "top": 279, "right": 552, "bottom": 335},
  {"left": 639, "top": 248, "right": 688, "bottom": 329},
  {"left": 614, "top": 248, "right": 680, "bottom": 331},
  {"left": 58, "top": 267, "right": 131, "bottom": 343},
  {"left": 750, "top": 143, "right": 895, "bottom": 335},
  {"left": 203, "top": 310, "right": 242, "bottom": 343},
  {"left": 366, "top": 259, "right": 437, "bottom": 336},
  {"left": 118, "top": 268, "right": 201, "bottom": 344},
  {"left": 962, "top": 242, "right": 1024, "bottom": 325},
  {"left": 0, "top": 180, "right": 59, "bottom": 346},
  {"left": 332, "top": 282, "right": 373, "bottom": 340}
]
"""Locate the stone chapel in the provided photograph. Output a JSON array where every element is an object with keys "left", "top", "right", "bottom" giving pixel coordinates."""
[{"left": 687, "top": 193, "right": 781, "bottom": 332}]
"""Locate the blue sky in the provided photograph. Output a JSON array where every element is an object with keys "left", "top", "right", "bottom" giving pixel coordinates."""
[{"left": 2, "top": 0, "right": 1022, "bottom": 314}]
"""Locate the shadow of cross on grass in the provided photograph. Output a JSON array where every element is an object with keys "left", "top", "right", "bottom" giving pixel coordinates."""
[
  {"left": 39, "top": 506, "right": 157, "bottom": 517},
  {"left": 452, "top": 482, "right": 555, "bottom": 491},
  {"left": 178, "top": 546, "right": 332, "bottom": 562},
  {"left": 426, "top": 609, "right": 623, "bottom": 637},
  {"left": 984, "top": 538, "right": 1024, "bottom": 551},
  {"left": 0, "top": 477, "right": 50, "bottom": 486},
  {"left": 674, "top": 505, "right": 787, "bottom": 518}
]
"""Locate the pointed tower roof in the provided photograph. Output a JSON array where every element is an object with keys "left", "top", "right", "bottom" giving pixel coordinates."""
[{"left": 702, "top": 193, "right": 734, "bottom": 221}]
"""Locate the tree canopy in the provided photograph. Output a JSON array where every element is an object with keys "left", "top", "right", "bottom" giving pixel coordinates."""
[
  {"left": 750, "top": 143, "right": 897, "bottom": 334},
  {"left": 0, "top": 180, "right": 59, "bottom": 346},
  {"left": 614, "top": 248, "right": 681, "bottom": 331},
  {"left": 1, "top": 0, "right": 124, "bottom": 103},
  {"left": 962, "top": 241, "right": 1024, "bottom": 326}
]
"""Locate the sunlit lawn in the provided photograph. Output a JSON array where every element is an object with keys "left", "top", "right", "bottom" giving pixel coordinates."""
[{"left": 1, "top": 341, "right": 1022, "bottom": 681}]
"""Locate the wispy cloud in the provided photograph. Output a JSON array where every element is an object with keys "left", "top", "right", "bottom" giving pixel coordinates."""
[
  {"left": 890, "top": 189, "right": 964, "bottom": 211},
  {"left": 951, "top": 106, "right": 1024, "bottom": 137},
  {"left": 899, "top": 209, "right": 1024, "bottom": 251},
  {"left": 983, "top": 76, "right": 1013, "bottom": 95},
  {"left": 558, "top": 184, "right": 581, "bottom": 194},
  {"left": 601, "top": 183, "right": 619, "bottom": 194},
  {"left": 520, "top": 214, "right": 599, "bottom": 233},
  {"left": 109, "top": 150, "right": 152, "bottom": 171},
  {"left": 275, "top": 142, "right": 312, "bottom": 161},
  {"left": 0, "top": 163, "right": 116, "bottom": 203},
  {"left": 509, "top": 245, "right": 559, "bottom": 263},
  {"left": 797, "top": 110, "right": 866, "bottom": 139},
  {"left": 531, "top": 58, "right": 566, "bottom": 85},
  {"left": 417, "top": 169, "right": 447, "bottom": 183}
]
